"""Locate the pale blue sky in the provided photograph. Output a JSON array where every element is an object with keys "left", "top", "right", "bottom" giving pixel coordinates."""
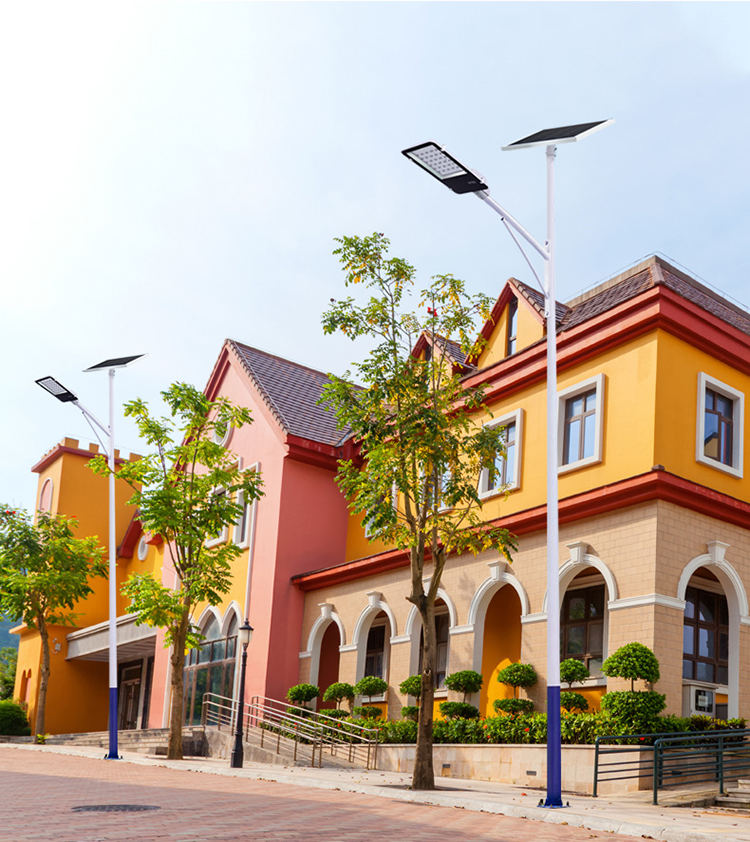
[{"left": 2, "top": 1, "right": 749, "bottom": 508}]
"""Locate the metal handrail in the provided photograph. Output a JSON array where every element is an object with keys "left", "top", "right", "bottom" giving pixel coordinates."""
[
  {"left": 594, "top": 728, "right": 750, "bottom": 804},
  {"left": 201, "top": 692, "right": 379, "bottom": 770}
]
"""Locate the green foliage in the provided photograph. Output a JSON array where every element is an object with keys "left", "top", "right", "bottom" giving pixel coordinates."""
[
  {"left": 496, "top": 663, "right": 537, "bottom": 697},
  {"left": 322, "top": 708, "right": 350, "bottom": 720},
  {"left": 0, "top": 507, "right": 106, "bottom": 734},
  {"left": 399, "top": 675, "right": 422, "bottom": 699},
  {"left": 601, "top": 642, "right": 661, "bottom": 688},
  {"left": 401, "top": 705, "right": 419, "bottom": 722},
  {"left": 0, "top": 699, "right": 30, "bottom": 736},
  {"left": 0, "top": 647, "right": 17, "bottom": 701},
  {"left": 559, "top": 659, "right": 590, "bottom": 688},
  {"left": 493, "top": 697, "right": 535, "bottom": 716},
  {"left": 354, "top": 675, "right": 388, "bottom": 701},
  {"left": 353, "top": 705, "right": 383, "bottom": 720},
  {"left": 433, "top": 717, "right": 486, "bottom": 744},
  {"left": 91, "top": 383, "right": 263, "bottom": 759},
  {"left": 600, "top": 690, "right": 666, "bottom": 735},
  {"left": 560, "top": 691, "right": 589, "bottom": 713},
  {"left": 322, "top": 682, "right": 355, "bottom": 708},
  {"left": 375, "top": 719, "right": 417, "bottom": 744},
  {"left": 443, "top": 670, "right": 483, "bottom": 701},
  {"left": 286, "top": 683, "right": 320, "bottom": 706},
  {"left": 439, "top": 701, "right": 480, "bottom": 720}
]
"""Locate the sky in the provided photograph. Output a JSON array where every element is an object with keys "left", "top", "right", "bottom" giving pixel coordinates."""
[{"left": 2, "top": 1, "right": 750, "bottom": 509}]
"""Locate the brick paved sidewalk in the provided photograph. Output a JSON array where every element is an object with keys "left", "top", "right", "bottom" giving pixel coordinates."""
[{"left": 0, "top": 745, "right": 646, "bottom": 842}]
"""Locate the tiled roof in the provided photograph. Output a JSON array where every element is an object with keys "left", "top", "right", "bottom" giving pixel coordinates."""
[
  {"left": 436, "top": 336, "right": 469, "bottom": 366},
  {"left": 229, "top": 341, "right": 345, "bottom": 446},
  {"left": 513, "top": 278, "right": 569, "bottom": 325},
  {"left": 559, "top": 268, "right": 655, "bottom": 331}
]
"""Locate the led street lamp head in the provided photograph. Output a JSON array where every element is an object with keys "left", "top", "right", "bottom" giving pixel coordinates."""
[
  {"left": 402, "top": 141, "right": 488, "bottom": 194},
  {"left": 36, "top": 376, "right": 78, "bottom": 403}
]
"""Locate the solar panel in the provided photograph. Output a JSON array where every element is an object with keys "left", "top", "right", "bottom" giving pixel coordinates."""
[
  {"left": 84, "top": 354, "right": 146, "bottom": 372},
  {"left": 503, "top": 120, "right": 613, "bottom": 151}
]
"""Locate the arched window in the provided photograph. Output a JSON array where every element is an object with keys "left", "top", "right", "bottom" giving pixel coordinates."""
[
  {"left": 560, "top": 575, "right": 606, "bottom": 675},
  {"left": 183, "top": 614, "right": 238, "bottom": 726}
]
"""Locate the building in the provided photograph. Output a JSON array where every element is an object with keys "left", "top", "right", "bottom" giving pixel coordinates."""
[{"left": 15, "top": 255, "right": 750, "bottom": 732}]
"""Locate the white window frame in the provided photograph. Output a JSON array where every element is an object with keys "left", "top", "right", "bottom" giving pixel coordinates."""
[
  {"left": 558, "top": 374, "right": 605, "bottom": 474},
  {"left": 137, "top": 535, "right": 149, "bottom": 561},
  {"left": 696, "top": 372, "right": 744, "bottom": 478},
  {"left": 232, "top": 460, "right": 260, "bottom": 547},
  {"left": 479, "top": 408, "right": 523, "bottom": 498},
  {"left": 364, "top": 483, "right": 398, "bottom": 538}
]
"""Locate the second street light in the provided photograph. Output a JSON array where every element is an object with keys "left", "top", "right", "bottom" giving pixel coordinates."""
[
  {"left": 403, "top": 121, "right": 612, "bottom": 808},
  {"left": 230, "top": 619, "right": 254, "bottom": 769},
  {"left": 36, "top": 353, "right": 145, "bottom": 761}
]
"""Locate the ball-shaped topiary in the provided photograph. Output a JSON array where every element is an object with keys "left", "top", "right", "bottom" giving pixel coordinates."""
[
  {"left": 560, "top": 691, "right": 589, "bottom": 712},
  {"left": 354, "top": 675, "right": 388, "bottom": 701},
  {"left": 493, "top": 697, "right": 535, "bottom": 716},
  {"left": 438, "top": 701, "right": 481, "bottom": 720},
  {"left": 401, "top": 705, "right": 419, "bottom": 722},
  {"left": 322, "top": 681, "right": 355, "bottom": 709},
  {"left": 443, "top": 670, "right": 483, "bottom": 702},
  {"left": 602, "top": 642, "right": 660, "bottom": 690},
  {"left": 353, "top": 705, "right": 383, "bottom": 720},
  {"left": 560, "top": 658, "right": 590, "bottom": 688},
  {"left": 399, "top": 675, "right": 422, "bottom": 699},
  {"left": 286, "top": 683, "right": 320, "bottom": 707},
  {"left": 496, "top": 663, "right": 537, "bottom": 698}
]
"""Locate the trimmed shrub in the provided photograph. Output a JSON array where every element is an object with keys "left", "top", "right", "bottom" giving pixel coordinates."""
[
  {"left": 323, "top": 707, "right": 350, "bottom": 720},
  {"left": 560, "top": 691, "right": 589, "bottom": 713},
  {"left": 560, "top": 659, "right": 590, "bottom": 687},
  {"left": 354, "top": 676, "right": 388, "bottom": 700},
  {"left": 0, "top": 700, "right": 30, "bottom": 736},
  {"left": 322, "top": 682, "right": 355, "bottom": 709},
  {"left": 493, "top": 697, "right": 534, "bottom": 716},
  {"left": 353, "top": 705, "right": 383, "bottom": 720},
  {"left": 286, "top": 683, "right": 319, "bottom": 707},
  {"left": 600, "top": 690, "right": 666, "bottom": 736},
  {"left": 439, "top": 701, "right": 480, "bottom": 720},
  {"left": 496, "top": 663, "right": 537, "bottom": 696},
  {"left": 433, "top": 717, "right": 486, "bottom": 744},
  {"left": 401, "top": 705, "right": 419, "bottom": 722},
  {"left": 376, "top": 719, "right": 417, "bottom": 744},
  {"left": 398, "top": 675, "right": 422, "bottom": 699},
  {"left": 443, "top": 670, "right": 483, "bottom": 702},
  {"left": 602, "top": 642, "right": 660, "bottom": 689}
]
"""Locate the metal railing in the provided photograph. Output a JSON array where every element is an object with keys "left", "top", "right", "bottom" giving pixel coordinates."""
[
  {"left": 201, "top": 693, "right": 379, "bottom": 770},
  {"left": 594, "top": 728, "right": 750, "bottom": 804}
]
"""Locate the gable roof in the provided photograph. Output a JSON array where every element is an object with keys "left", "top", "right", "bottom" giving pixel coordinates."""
[{"left": 228, "top": 340, "right": 345, "bottom": 446}]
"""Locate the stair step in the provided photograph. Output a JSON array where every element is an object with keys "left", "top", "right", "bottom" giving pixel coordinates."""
[{"left": 715, "top": 796, "right": 750, "bottom": 810}]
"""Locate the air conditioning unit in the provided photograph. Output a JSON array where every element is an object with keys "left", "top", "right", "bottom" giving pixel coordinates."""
[{"left": 682, "top": 684, "right": 715, "bottom": 717}]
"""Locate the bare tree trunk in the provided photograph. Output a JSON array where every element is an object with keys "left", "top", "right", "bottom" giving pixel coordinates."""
[
  {"left": 412, "top": 596, "right": 436, "bottom": 791},
  {"left": 167, "top": 601, "right": 191, "bottom": 760},
  {"left": 35, "top": 618, "right": 50, "bottom": 740}
]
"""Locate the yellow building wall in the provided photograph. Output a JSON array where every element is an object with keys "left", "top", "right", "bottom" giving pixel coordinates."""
[
  {"left": 476, "top": 295, "right": 544, "bottom": 370},
  {"left": 654, "top": 329, "right": 750, "bottom": 498}
]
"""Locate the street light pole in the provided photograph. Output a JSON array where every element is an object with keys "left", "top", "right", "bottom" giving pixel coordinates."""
[
  {"left": 36, "top": 353, "right": 145, "bottom": 760},
  {"left": 402, "top": 122, "right": 611, "bottom": 807},
  {"left": 230, "top": 619, "right": 254, "bottom": 769}
]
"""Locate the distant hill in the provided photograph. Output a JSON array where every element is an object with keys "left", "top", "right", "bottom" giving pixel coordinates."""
[{"left": 0, "top": 618, "right": 19, "bottom": 650}]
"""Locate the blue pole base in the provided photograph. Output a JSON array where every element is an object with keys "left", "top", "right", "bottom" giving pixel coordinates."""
[
  {"left": 105, "top": 686, "right": 120, "bottom": 760},
  {"left": 544, "top": 685, "right": 563, "bottom": 807}
]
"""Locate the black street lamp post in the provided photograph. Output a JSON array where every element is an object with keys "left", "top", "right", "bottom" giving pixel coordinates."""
[{"left": 230, "top": 619, "right": 254, "bottom": 769}]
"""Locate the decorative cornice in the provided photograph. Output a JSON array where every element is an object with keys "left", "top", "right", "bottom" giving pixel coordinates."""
[{"left": 608, "top": 594, "right": 686, "bottom": 612}]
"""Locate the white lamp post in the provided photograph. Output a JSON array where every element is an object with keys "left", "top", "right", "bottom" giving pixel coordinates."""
[
  {"left": 36, "top": 353, "right": 145, "bottom": 760},
  {"left": 402, "top": 122, "right": 612, "bottom": 807}
]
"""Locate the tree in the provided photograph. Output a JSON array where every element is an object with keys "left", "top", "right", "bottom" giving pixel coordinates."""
[
  {"left": 494, "top": 662, "right": 537, "bottom": 716},
  {"left": 0, "top": 647, "right": 17, "bottom": 701},
  {"left": 0, "top": 508, "right": 105, "bottom": 737},
  {"left": 322, "top": 681, "right": 355, "bottom": 710},
  {"left": 602, "top": 642, "right": 660, "bottom": 690},
  {"left": 322, "top": 233, "right": 516, "bottom": 790},
  {"left": 91, "top": 383, "right": 263, "bottom": 760}
]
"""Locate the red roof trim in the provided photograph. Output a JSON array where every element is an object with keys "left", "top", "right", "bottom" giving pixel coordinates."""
[{"left": 291, "top": 469, "right": 750, "bottom": 591}]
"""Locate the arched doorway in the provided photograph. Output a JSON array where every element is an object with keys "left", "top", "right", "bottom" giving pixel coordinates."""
[
  {"left": 317, "top": 622, "right": 341, "bottom": 710},
  {"left": 480, "top": 586, "right": 521, "bottom": 718}
]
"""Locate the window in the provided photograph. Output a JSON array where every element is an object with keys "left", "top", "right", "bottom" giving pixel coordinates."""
[
  {"left": 506, "top": 297, "right": 518, "bottom": 356},
  {"left": 560, "top": 584, "right": 605, "bottom": 674},
  {"left": 479, "top": 410, "right": 522, "bottom": 496},
  {"left": 558, "top": 375, "right": 605, "bottom": 473},
  {"left": 38, "top": 478, "right": 53, "bottom": 513},
  {"left": 418, "top": 609, "right": 450, "bottom": 690},
  {"left": 696, "top": 373, "right": 744, "bottom": 478},
  {"left": 137, "top": 535, "right": 149, "bottom": 561},
  {"left": 364, "top": 484, "right": 398, "bottom": 539},
  {"left": 212, "top": 421, "right": 232, "bottom": 448},
  {"left": 364, "top": 623, "right": 387, "bottom": 679},
  {"left": 183, "top": 614, "right": 238, "bottom": 726},
  {"left": 205, "top": 488, "right": 228, "bottom": 547},
  {"left": 233, "top": 490, "right": 251, "bottom": 546},
  {"left": 683, "top": 586, "right": 729, "bottom": 685}
]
